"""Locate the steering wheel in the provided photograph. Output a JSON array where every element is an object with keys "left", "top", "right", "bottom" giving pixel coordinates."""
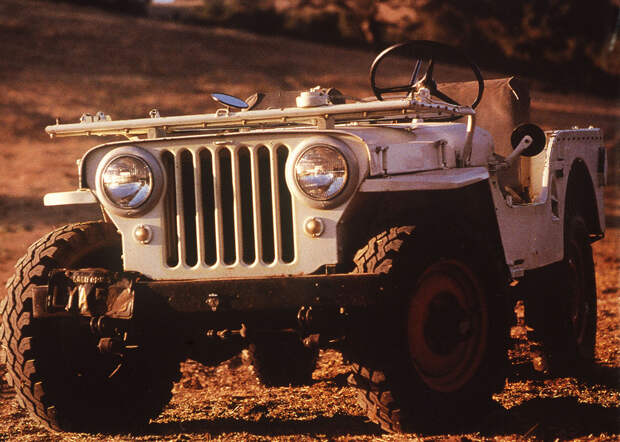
[{"left": 369, "top": 40, "right": 484, "bottom": 110}]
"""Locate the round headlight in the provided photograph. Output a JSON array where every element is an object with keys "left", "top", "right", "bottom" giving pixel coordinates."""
[
  {"left": 294, "top": 145, "right": 348, "bottom": 200},
  {"left": 101, "top": 156, "right": 153, "bottom": 209}
]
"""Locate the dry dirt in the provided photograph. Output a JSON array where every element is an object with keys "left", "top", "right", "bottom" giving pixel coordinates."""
[{"left": 0, "top": 1, "right": 618, "bottom": 440}]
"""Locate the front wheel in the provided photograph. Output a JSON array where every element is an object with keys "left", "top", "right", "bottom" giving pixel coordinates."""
[
  {"left": 346, "top": 226, "right": 509, "bottom": 432},
  {"left": 0, "top": 222, "right": 181, "bottom": 432}
]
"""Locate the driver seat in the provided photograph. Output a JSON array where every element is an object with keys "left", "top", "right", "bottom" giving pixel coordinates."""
[{"left": 437, "top": 77, "right": 531, "bottom": 201}]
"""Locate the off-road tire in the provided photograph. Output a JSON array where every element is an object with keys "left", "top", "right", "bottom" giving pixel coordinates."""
[
  {"left": 525, "top": 215, "right": 597, "bottom": 374},
  {"left": 346, "top": 226, "right": 509, "bottom": 433},
  {"left": 247, "top": 333, "right": 319, "bottom": 386},
  {"left": 0, "top": 222, "right": 181, "bottom": 432}
]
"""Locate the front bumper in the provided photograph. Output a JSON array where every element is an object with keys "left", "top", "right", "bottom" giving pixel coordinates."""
[{"left": 31, "top": 271, "right": 385, "bottom": 320}]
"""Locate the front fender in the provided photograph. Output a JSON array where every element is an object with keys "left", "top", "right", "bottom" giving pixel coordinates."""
[{"left": 358, "top": 167, "right": 489, "bottom": 192}]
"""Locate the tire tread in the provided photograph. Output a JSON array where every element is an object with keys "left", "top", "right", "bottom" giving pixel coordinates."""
[{"left": 0, "top": 222, "right": 179, "bottom": 432}]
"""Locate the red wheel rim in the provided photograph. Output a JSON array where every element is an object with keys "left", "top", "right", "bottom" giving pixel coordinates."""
[{"left": 407, "top": 260, "right": 488, "bottom": 392}]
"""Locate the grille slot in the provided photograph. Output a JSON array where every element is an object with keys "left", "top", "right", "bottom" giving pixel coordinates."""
[
  {"left": 162, "top": 144, "right": 295, "bottom": 268},
  {"left": 257, "top": 146, "right": 274, "bottom": 263},
  {"left": 180, "top": 150, "right": 198, "bottom": 266},
  {"left": 162, "top": 151, "right": 178, "bottom": 267},
  {"left": 277, "top": 145, "right": 295, "bottom": 263},
  {"left": 238, "top": 147, "right": 256, "bottom": 264},
  {"left": 199, "top": 150, "right": 217, "bottom": 265},
  {"left": 218, "top": 149, "right": 236, "bottom": 264}
]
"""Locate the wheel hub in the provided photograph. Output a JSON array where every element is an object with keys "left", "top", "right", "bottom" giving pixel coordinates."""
[
  {"left": 423, "top": 291, "right": 471, "bottom": 356},
  {"left": 407, "top": 260, "right": 488, "bottom": 393}
]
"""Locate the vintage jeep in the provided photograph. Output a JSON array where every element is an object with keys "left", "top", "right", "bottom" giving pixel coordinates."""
[{"left": 0, "top": 41, "right": 606, "bottom": 433}]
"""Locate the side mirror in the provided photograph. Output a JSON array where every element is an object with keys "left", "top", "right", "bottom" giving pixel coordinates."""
[
  {"left": 503, "top": 123, "right": 546, "bottom": 165},
  {"left": 211, "top": 93, "right": 249, "bottom": 110}
]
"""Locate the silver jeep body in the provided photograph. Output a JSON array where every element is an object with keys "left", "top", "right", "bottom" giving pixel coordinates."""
[{"left": 44, "top": 80, "right": 605, "bottom": 281}]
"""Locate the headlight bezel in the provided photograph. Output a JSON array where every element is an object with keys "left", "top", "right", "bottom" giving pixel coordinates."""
[
  {"left": 95, "top": 146, "right": 164, "bottom": 217},
  {"left": 287, "top": 136, "right": 359, "bottom": 209}
]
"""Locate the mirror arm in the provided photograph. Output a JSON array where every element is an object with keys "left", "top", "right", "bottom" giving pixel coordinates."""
[
  {"left": 503, "top": 135, "right": 533, "bottom": 165},
  {"left": 490, "top": 135, "right": 534, "bottom": 171}
]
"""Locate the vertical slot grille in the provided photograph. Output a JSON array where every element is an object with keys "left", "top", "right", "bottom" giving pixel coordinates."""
[{"left": 162, "top": 143, "right": 295, "bottom": 268}]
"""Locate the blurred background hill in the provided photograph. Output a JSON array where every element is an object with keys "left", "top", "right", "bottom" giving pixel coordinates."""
[
  {"left": 171, "top": 0, "right": 620, "bottom": 96},
  {"left": 48, "top": 0, "right": 620, "bottom": 96}
]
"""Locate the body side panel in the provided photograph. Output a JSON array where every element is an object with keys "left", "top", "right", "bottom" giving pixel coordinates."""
[{"left": 489, "top": 128, "right": 604, "bottom": 277}]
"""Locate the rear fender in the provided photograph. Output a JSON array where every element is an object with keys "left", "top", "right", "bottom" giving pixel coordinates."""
[{"left": 564, "top": 159, "right": 604, "bottom": 236}]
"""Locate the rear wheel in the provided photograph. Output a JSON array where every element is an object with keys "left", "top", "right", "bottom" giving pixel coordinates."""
[
  {"left": 0, "top": 222, "right": 181, "bottom": 432},
  {"left": 525, "top": 215, "right": 597, "bottom": 373},
  {"left": 346, "top": 226, "right": 509, "bottom": 432}
]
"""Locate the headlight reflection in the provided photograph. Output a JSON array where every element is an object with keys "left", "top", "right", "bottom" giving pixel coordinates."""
[
  {"left": 102, "top": 156, "right": 153, "bottom": 209},
  {"left": 294, "top": 145, "right": 348, "bottom": 200}
]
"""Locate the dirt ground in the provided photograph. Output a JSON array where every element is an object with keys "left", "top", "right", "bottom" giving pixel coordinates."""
[{"left": 0, "top": 0, "right": 618, "bottom": 440}]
